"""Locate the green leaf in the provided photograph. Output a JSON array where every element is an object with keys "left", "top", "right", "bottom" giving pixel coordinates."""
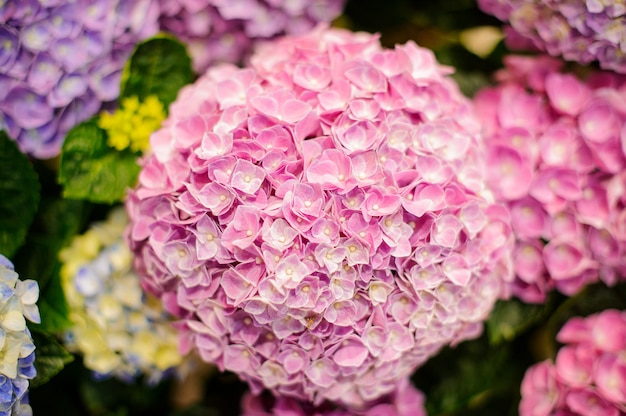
[
  {"left": 413, "top": 335, "right": 532, "bottom": 416},
  {"left": 487, "top": 297, "right": 555, "bottom": 345},
  {"left": 30, "top": 330, "right": 74, "bottom": 388},
  {"left": 13, "top": 190, "right": 90, "bottom": 332},
  {"left": 121, "top": 35, "right": 193, "bottom": 109},
  {"left": 15, "top": 196, "right": 88, "bottom": 287},
  {"left": 33, "top": 263, "right": 72, "bottom": 332},
  {"left": 59, "top": 120, "right": 141, "bottom": 204},
  {"left": 450, "top": 70, "right": 491, "bottom": 98},
  {"left": 0, "top": 132, "right": 40, "bottom": 258}
]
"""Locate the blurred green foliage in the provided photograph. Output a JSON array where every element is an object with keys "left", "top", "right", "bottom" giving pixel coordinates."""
[{"left": 0, "top": 132, "right": 40, "bottom": 258}]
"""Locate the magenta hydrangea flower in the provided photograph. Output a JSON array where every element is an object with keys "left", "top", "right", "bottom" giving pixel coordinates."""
[
  {"left": 0, "top": 0, "right": 159, "bottom": 158},
  {"left": 520, "top": 309, "right": 626, "bottom": 416},
  {"left": 126, "top": 27, "right": 513, "bottom": 409},
  {"left": 478, "top": 0, "right": 626, "bottom": 73},
  {"left": 474, "top": 55, "right": 626, "bottom": 303},
  {"left": 241, "top": 378, "right": 427, "bottom": 416},
  {"left": 158, "top": 0, "right": 346, "bottom": 73}
]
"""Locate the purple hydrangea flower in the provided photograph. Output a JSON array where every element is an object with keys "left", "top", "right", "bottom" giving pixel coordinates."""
[
  {"left": 157, "top": 0, "right": 346, "bottom": 73},
  {"left": 474, "top": 55, "right": 626, "bottom": 303},
  {"left": 479, "top": 0, "right": 626, "bottom": 73},
  {"left": 126, "top": 27, "right": 514, "bottom": 410},
  {"left": 0, "top": 0, "right": 159, "bottom": 158}
]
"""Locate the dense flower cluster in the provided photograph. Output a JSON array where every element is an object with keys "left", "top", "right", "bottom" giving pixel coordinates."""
[
  {"left": 0, "top": 256, "right": 39, "bottom": 416},
  {"left": 520, "top": 309, "right": 626, "bottom": 416},
  {"left": 59, "top": 208, "right": 181, "bottom": 383},
  {"left": 478, "top": 0, "right": 626, "bottom": 73},
  {"left": 0, "top": 0, "right": 159, "bottom": 158},
  {"left": 99, "top": 95, "right": 166, "bottom": 153},
  {"left": 158, "top": 0, "right": 346, "bottom": 73},
  {"left": 474, "top": 55, "right": 626, "bottom": 302},
  {"left": 241, "top": 378, "right": 427, "bottom": 416},
  {"left": 126, "top": 27, "right": 513, "bottom": 408}
]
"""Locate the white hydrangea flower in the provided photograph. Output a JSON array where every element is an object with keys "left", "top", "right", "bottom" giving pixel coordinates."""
[{"left": 0, "top": 255, "right": 39, "bottom": 415}]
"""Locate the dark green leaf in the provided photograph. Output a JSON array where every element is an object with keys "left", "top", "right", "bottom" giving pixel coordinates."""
[
  {"left": 121, "top": 35, "right": 193, "bottom": 109},
  {"left": 487, "top": 297, "right": 555, "bottom": 345},
  {"left": 13, "top": 187, "right": 90, "bottom": 332},
  {"left": 30, "top": 330, "right": 74, "bottom": 388},
  {"left": 32, "top": 262, "right": 72, "bottom": 332},
  {"left": 14, "top": 197, "right": 88, "bottom": 288},
  {"left": 0, "top": 132, "right": 40, "bottom": 258},
  {"left": 413, "top": 335, "right": 532, "bottom": 416},
  {"left": 450, "top": 70, "right": 491, "bottom": 98},
  {"left": 31, "top": 359, "right": 179, "bottom": 416},
  {"left": 59, "top": 120, "right": 141, "bottom": 204},
  {"left": 344, "top": 0, "right": 415, "bottom": 32}
]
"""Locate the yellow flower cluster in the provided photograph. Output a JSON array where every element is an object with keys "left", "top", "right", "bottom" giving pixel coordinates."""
[
  {"left": 98, "top": 95, "right": 166, "bottom": 153},
  {"left": 59, "top": 208, "right": 181, "bottom": 381}
]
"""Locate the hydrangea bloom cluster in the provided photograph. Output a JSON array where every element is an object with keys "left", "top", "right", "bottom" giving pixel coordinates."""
[
  {"left": 98, "top": 95, "right": 166, "bottom": 153},
  {"left": 474, "top": 55, "right": 626, "bottom": 303},
  {"left": 126, "top": 27, "right": 513, "bottom": 408},
  {"left": 520, "top": 309, "right": 626, "bottom": 416},
  {"left": 59, "top": 208, "right": 181, "bottom": 383},
  {"left": 158, "top": 0, "right": 346, "bottom": 73},
  {"left": 0, "top": 0, "right": 159, "bottom": 158},
  {"left": 478, "top": 0, "right": 626, "bottom": 73},
  {"left": 0, "top": 255, "right": 39, "bottom": 416},
  {"left": 241, "top": 378, "right": 427, "bottom": 416}
]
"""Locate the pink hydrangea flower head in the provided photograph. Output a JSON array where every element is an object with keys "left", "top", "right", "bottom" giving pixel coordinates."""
[
  {"left": 475, "top": 55, "right": 626, "bottom": 303},
  {"left": 0, "top": 0, "right": 159, "bottom": 158},
  {"left": 158, "top": 0, "right": 346, "bottom": 73},
  {"left": 241, "top": 378, "right": 427, "bottom": 416},
  {"left": 127, "top": 27, "right": 513, "bottom": 409},
  {"left": 519, "top": 309, "right": 626, "bottom": 416},
  {"left": 479, "top": 0, "right": 626, "bottom": 74}
]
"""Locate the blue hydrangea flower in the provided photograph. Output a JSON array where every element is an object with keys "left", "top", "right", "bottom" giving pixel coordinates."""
[{"left": 59, "top": 208, "right": 181, "bottom": 383}]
